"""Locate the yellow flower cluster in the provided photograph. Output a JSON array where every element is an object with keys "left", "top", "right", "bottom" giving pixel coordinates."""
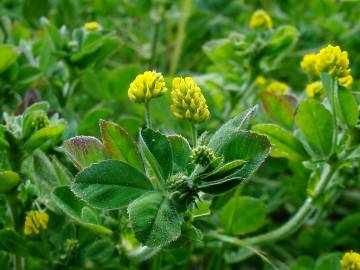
[
  {"left": 300, "top": 53, "right": 319, "bottom": 77},
  {"left": 256, "top": 76, "right": 289, "bottom": 95},
  {"left": 128, "top": 71, "right": 167, "bottom": 103},
  {"left": 170, "top": 77, "right": 210, "bottom": 123},
  {"left": 301, "top": 45, "right": 353, "bottom": 88},
  {"left": 84, "top": 21, "right": 101, "bottom": 31},
  {"left": 341, "top": 251, "right": 360, "bottom": 270},
  {"left": 249, "top": 10, "right": 273, "bottom": 30},
  {"left": 306, "top": 81, "right": 324, "bottom": 99},
  {"left": 24, "top": 211, "right": 49, "bottom": 235}
]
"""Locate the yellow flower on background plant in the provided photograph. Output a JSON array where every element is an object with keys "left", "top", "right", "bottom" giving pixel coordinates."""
[
  {"left": 171, "top": 77, "right": 210, "bottom": 123},
  {"left": 340, "top": 251, "right": 360, "bottom": 270},
  {"left": 306, "top": 81, "right": 324, "bottom": 99},
  {"left": 265, "top": 81, "right": 289, "bottom": 95},
  {"left": 255, "top": 76, "right": 267, "bottom": 88},
  {"left": 315, "top": 44, "right": 352, "bottom": 88},
  {"left": 249, "top": 10, "right": 273, "bottom": 30},
  {"left": 301, "top": 53, "right": 319, "bottom": 77},
  {"left": 24, "top": 211, "right": 49, "bottom": 235},
  {"left": 128, "top": 71, "right": 167, "bottom": 103},
  {"left": 84, "top": 21, "right": 101, "bottom": 31}
]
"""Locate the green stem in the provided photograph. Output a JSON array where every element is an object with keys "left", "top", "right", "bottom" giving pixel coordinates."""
[
  {"left": 150, "top": 20, "right": 160, "bottom": 70},
  {"left": 169, "top": 0, "right": 192, "bottom": 75},
  {"left": 330, "top": 77, "right": 338, "bottom": 147},
  {"left": 7, "top": 195, "right": 23, "bottom": 270},
  {"left": 190, "top": 122, "right": 197, "bottom": 147},
  {"left": 208, "top": 164, "right": 336, "bottom": 247},
  {"left": 144, "top": 101, "right": 152, "bottom": 128}
]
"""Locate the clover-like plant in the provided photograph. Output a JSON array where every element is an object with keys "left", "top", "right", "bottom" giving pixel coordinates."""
[{"left": 56, "top": 104, "right": 270, "bottom": 254}]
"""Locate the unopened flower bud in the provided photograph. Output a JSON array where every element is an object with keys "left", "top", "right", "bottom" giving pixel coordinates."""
[{"left": 191, "top": 145, "right": 216, "bottom": 167}]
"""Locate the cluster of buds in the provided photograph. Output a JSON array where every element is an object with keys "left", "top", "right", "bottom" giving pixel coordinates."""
[
  {"left": 31, "top": 111, "right": 50, "bottom": 131},
  {"left": 256, "top": 76, "right": 289, "bottom": 95},
  {"left": 249, "top": 10, "right": 273, "bottom": 30},
  {"left": 306, "top": 81, "right": 324, "bottom": 100},
  {"left": 301, "top": 45, "right": 353, "bottom": 88},
  {"left": 128, "top": 71, "right": 167, "bottom": 103},
  {"left": 168, "top": 174, "right": 198, "bottom": 212},
  {"left": 341, "top": 251, "right": 360, "bottom": 270},
  {"left": 190, "top": 145, "right": 216, "bottom": 167},
  {"left": 170, "top": 77, "right": 210, "bottom": 123},
  {"left": 24, "top": 210, "right": 49, "bottom": 235}
]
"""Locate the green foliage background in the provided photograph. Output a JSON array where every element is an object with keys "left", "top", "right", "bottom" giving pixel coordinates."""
[{"left": 0, "top": 0, "right": 360, "bottom": 269}]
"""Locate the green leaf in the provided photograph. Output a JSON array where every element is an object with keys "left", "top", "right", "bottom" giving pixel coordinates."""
[
  {"left": 52, "top": 186, "right": 112, "bottom": 235},
  {"left": 128, "top": 192, "right": 182, "bottom": 247},
  {"left": 209, "top": 106, "right": 257, "bottom": 153},
  {"left": 0, "top": 230, "right": 28, "bottom": 256},
  {"left": 199, "top": 160, "right": 246, "bottom": 181},
  {"left": 219, "top": 196, "right": 266, "bottom": 234},
  {"left": 167, "top": 135, "right": 192, "bottom": 173},
  {"left": 335, "top": 88, "right": 359, "bottom": 128},
  {"left": 260, "top": 92, "right": 297, "bottom": 130},
  {"left": 295, "top": 99, "right": 334, "bottom": 160},
  {"left": 24, "top": 125, "right": 65, "bottom": 152},
  {"left": 140, "top": 128, "right": 173, "bottom": 181},
  {"left": 252, "top": 124, "right": 309, "bottom": 161},
  {"left": 63, "top": 136, "right": 107, "bottom": 170},
  {"left": 314, "top": 253, "right": 342, "bottom": 270},
  {"left": 0, "top": 171, "right": 21, "bottom": 193},
  {"left": 199, "top": 131, "right": 270, "bottom": 194},
  {"left": 72, "top": 159, "right": 153, "bottom": 209},
  {"left": 99, "top": 119, "right": 144, "bottom": 172},
  {"left": 0, "top": 45, "right": 20, "bottom": 74}
]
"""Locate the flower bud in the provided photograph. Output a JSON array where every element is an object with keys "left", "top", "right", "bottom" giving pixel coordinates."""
[
  {"left": 249, "top": 10, "right": 273, "bottom": 30},
  {"left": 190, "top": 145, "right": 216, "bottom": 167},
  {"left": 31, "top": 111, "right": 50, "bottom": 131},
  {"left": 341, "top": 251, "right": 360, "bottom": 270},
  {"left": 128, "top": 71, "right": 167, "bottom": 103},
  {"left": 24, "top": 211, "right": 49, "bottom": 235},
  {"left": 171, "top": 77, "right": 210, "bottom": 122},
  {"left": 306, "top": 81, "right": 324, "bottom": 100},
  {"left": 84, "top": 21, "right": 101, "bottom": 31}
]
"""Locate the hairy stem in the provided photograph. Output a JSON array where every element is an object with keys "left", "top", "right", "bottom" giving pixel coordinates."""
[
  {"left": 144, "top": 101, "right": 152, "bottom": 128},
  {"left": 169, "top": 0, "right": 192, "bottom": 75},
  {"left": 190, "top": 122, "right": 197, "bottom": 147}
]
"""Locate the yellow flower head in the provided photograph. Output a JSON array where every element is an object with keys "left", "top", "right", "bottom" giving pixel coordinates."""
[
  {"left": 306, "top": 81, "right": 324, "bottom": 99},
  {"left": 250, "top": 10, "right": 273, "bottom": 30},
  {"left": 315, "top": 44, "right": 352, "bottom": 88},
  {"left": 171, "top": 77, "right": 210, "bottom": 123},
  {"left": 255, "top": 76, "right": 267, "bottom": 88},
  {"left": 341, "top": 251, "right": 360, "bottom": 270},
  {"left": 301, "top": 53, "right": 319, "bottom": 76},
  {"left": 128, "top": 71, "right": 167, "bottom": 103},
  {"left": 265, "top": 81, "right": 289, "bottom": 95},
  {"left": 24, "top": 211, "right": 49, "bottom": 235},
  {"left": 84, "top": 21, "right": 101, "bottom": 31}
]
